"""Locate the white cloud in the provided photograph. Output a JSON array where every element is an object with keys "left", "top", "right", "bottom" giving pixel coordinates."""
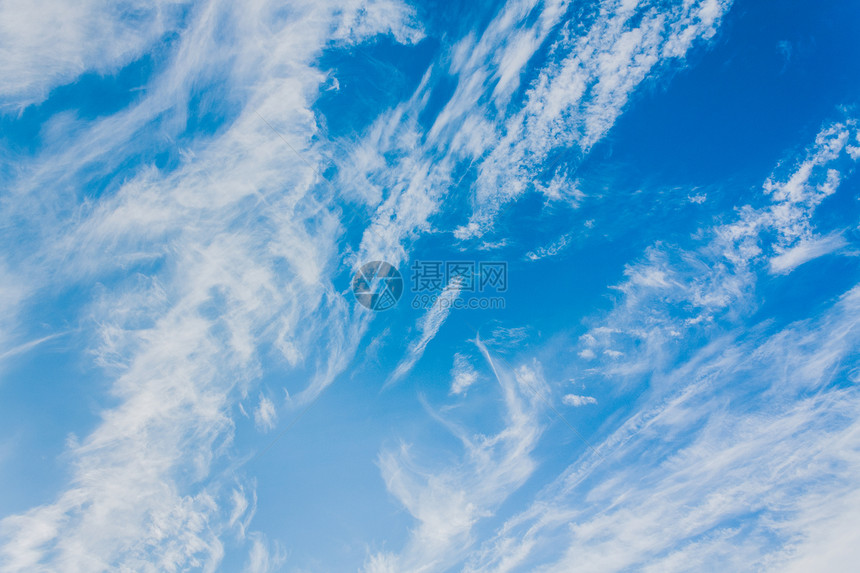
[
  {"left": 562, "top": 394, "right": 597, "bottom": 407},
  {"left": 454, "top": 118, "right": 860, "bottom": 573},
  {"left": 450, "top": 353, "right": 479, "bottom": 395},
  {"left": 0, "top": 0, "right": 423, "bottom": 570},
  {"left": 466, "top": 286, "right": 860, "bottom": 571},
  {"left": 4, "top": 0, "right": 823, "bottom": 570},
  {"left": 769, "top": 231, "right": 848, "bottom": 274},
  {"left": 387, "top": 280, "right": 462, "bottom": 387},
  {"left": 525, "top": 232, "right": 573, "bottom": 261},
  {"left": 571, "top": 119, "right": 859, "bottom": 383},
  {"left": 0, "top": 0, "right": 191, "bottom": 111},
  {"left": 253, "top": 394, "right": 277, "bottom": 433},
  {"left": 242, "top": 532, "right": 286, "bottom": 573},
  {"left": 0, "top": 332, "right": 67, "bottom": 364},
  {"left": 366, "top": 337, "right": 545, "bottom": 573},
  {"left": 0, "top": 257, "right": 31, "bottom": 373},
  {"left": 456, "top": 0, "right": 734, "bottom": 238},
  {"left": 770, "top": 488, "right": 860, "bottom": 573},
  {"left": 336, "top": 0, "right": 734, "bottom": 266},
  {"left": 230, "top": 110, "right": 852, "bottom": 572}
]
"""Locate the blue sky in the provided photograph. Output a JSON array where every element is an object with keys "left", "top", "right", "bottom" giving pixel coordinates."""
[{"left": 1, "top": 0, "right": 860, "bottom": 571}]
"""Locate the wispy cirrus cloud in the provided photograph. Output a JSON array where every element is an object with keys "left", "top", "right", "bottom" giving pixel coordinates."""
[
  {"left": 0, "top": 0, "right": 423, "bottom": 570},
  {"left": 242, "top": 532, "right": 286, "bottom": 573},
  {"left": 341, "top": 0, "right": 734, "bottom": 264},
  {"left": 456, "top": 0, "right": 733, "bottom": 238},
  {"left": 0, "top": 0, "right": 192, "bottom": 111},
  {"left": 355, "top": 114, "right": 860, "bottom": 572},
  {"left": 366, "top": 336, "right": 545, "bottom": 572},
  {"left": 454, "top": 118, "right": 860, "bottom": 572},
  {"left": 466, "top": 284, "right": 860, "bottom": 572},
  {"left": 345, "top": 0, "right": 735, "bottom": 396},
  {"left": 575, "top": 118, "right": 859, "bottom": 381},
  {"left": 768, "top": 231, "right": 848, "bottom": 274},
  {"left": 387, "top": 280, "right": 463, "bottom": 387},
  {"left": 0, "top": 0, "right": 769, "bottom": 570}
]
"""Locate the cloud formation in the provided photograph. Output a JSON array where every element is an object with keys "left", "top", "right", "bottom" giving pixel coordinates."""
[{"left": 0, "top": 0, "right": 422, "bottom": 570}]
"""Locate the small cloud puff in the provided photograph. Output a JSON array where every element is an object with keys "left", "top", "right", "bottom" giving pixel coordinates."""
[
  {"left": 450, "top": 353, "right": 478, "bottom": 395},
  {"left": 254, "top": 394, "right": 277, "bottom": 432},
  {"left": 562, "top": 394, "right": 598, "bottom": 407}
]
